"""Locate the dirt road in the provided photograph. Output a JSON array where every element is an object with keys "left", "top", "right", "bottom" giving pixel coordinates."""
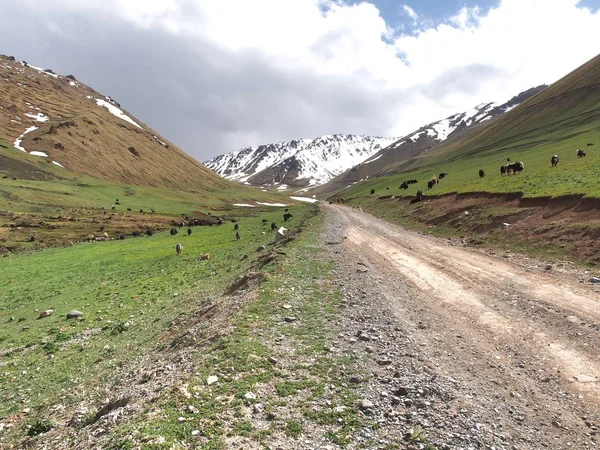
[{"left": 326, "top": 203, "right": 600, "bottom": 448}]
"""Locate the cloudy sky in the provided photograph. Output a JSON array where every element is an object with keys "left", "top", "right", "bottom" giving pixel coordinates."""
[{"left": 1, "top": 0, "right": 599, "bottom": 161}]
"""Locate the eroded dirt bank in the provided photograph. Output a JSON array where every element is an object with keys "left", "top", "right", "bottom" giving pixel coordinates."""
[{"left": 324, "top": 203, "right": 599, "bottom": 449}]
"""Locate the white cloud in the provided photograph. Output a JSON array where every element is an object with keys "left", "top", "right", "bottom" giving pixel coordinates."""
[
  {"left": 1, "top": 0, "right": 599, "bottom": 160},
  {"left": 401, "top": 4, "right": 419, "bottom": 21}
]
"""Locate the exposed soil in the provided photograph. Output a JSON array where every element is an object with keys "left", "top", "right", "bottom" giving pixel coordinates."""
[
  {"left": 323, "top": 203, "right": 600, "bottom": 449},
  {"left": 361, "top": 191, "right": 600, "bottom": 265}
]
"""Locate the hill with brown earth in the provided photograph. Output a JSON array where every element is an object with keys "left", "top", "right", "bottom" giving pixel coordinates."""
[{"left": 0, "top": 54, "right": 229, "bottom": 192}]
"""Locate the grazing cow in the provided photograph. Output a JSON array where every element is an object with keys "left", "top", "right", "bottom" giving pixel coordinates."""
[
  {"left": 507, "top": 161, "right": 524, "bottom": 174},
  {"left": 187, "top": 228, "right": 192, "bottom": 235},
  {"left": 127, "top": 208, "right": 132, "bottom": 211},
  {"left": 216, "top": 219, "right": 223, "bottom": 225},
  {"left": 399, "top": 181, "right": 408, "bottom": 190},
  {"left": 577, "top": 149, "right": 586, "bottom": 158},
  {"left": 234, "top": 223, "right": 239, "bottom": 230},
  {"left": 140, "top": 209, "right": 144, "bottom": 213},
  {"left": 179, "top": 221, "right": 185, "bottom": 227},
  {"left": 439, "top": 173, "right": 447, "bottom": 179},
  {"left": 111, "top": 206, "right": 116, "bottom": 210},
  {"left": 176, "top": 243, "right": 183, "bottom": 255},
  {"left": 283, "top": 213, "right": 292, "bottom": 222},
  {"left": 119, "top": 234, "right": 126, "bottom": 240},
  {"left": 235, "top": 231, "right": 241, "bottom": 240},
  {"left": 132, "top": 231, "right": 141, "bottom": 237},
  {"left": 271, "top": 222, "right": 277, "bottom": 231},
  {"left": 500, "top": 165, "right": 507, "bottom": 175},
  {"left": 431, "top": 177, "right": 439, "bottom": 185},
  {"left": 262, "top": 218, "right": 268, "bottom": 224},
  {"left": 427, "top": 180, "right": 434, "bottom": 189},
  {"left": 479, "top": 169, "right": 485, "bottom": 178},
  {"left": 370, "top": 189, "right": 375, "bottom": 195},
  {"left": 170, "top": 227, "right": 178, "bottom": 236},
  {"left": 146, "top": 229, "right": 153, "bottom": 236},
  {"left": 551, "top": 155, "right": 559, "bottom": 167},
  {"left": 2, "top": 175, "right": 7, "bottom": 179},
  {"left": 200, "top": 253, "right": 211, "bottom": 260},
  {"left": 587, "top": 143, "right": 593, "bottom": 146}
]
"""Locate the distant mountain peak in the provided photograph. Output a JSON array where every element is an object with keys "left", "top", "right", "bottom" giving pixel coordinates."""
[{"left": 205, "top": 134, "right": 397, "bottom": 189}]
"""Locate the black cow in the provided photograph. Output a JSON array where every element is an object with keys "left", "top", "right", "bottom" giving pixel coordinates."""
[
  {"left": 439, "top": 173, "right": 447, "bottom": 179},
  {"left": 577, "top": 149, "right": 586, "bottom": 158},
  {"left": 370, "top": 189, "right": 375, "bottom": 195},
  {"left": 187, "top": 228, "right": 192, "bottom": 235},
  {"left": 551, "top": 155, "right": 559, "bottom": 167},
  {"left": 500, "top": 165, "right": 507, "bottom": 175},
  {"left": 234, "top": 223, "right": 239, "bottom": 230},
  {"left": 283, "top": 213, "right": 292, "bottom": 222},
  {"left": 479, "top": 169, "right": 485, "bottom": 178},
  {"left": 399, "top": 182, "right": 408, "bottom": 190},
  {"left": 427, "top": 180, "right": 434, "bottom": 189},
  {"left": 170, "top": 228, "right": 178, "bottom": 236},
  {"left": 271, "top": 222, "right": 277, "bottom": 231},
  {"left": 146, "top": 229, "right": 153, "bottom": 236}
]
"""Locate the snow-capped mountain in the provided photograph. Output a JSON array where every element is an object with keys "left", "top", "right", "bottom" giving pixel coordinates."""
[
  {"left": 206, "top": 85, "right": 546, "bottom": 190},
  {"left": 205, "top": 134, "right": 397, "bottom": 188}
]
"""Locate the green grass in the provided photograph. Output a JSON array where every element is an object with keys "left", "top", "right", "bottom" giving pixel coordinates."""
[{"left": 0, "top": 205, "right": 310, "bottom": 446}]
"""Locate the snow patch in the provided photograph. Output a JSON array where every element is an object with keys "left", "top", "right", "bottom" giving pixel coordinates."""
[
  {"left": 256, "top": 202, "right": 288, "bottom": 207},
  {"left": 232, "top": 203, "right": 255, "bottom": 207},
  {"left": 69, "top": 81, "right": 77, "bottom": 86},
  {"left": 52, "top": 161, "right": 65, "bottom": 168},
  {"left": 152, "top": 135, "right": 168, "bottom": 146},
  {"left": 24, "top": 112, "right": 49, "bottom": 122},
  {"left": 290, "top": 196, "right": 318, "bottom": 203},
  {"left": 29, "top": 151, "right": 48, "bottom": 157},
  {"left": 95, "top": 99, "right": 143, "bottom": 129},
  {"left": 362, "top": 154, "right": 382, "bottom": 165},
  {"left": 13, "top": 126, "right": 38, "bottom": 152},
  {"left": 277, "top": 184, "right": 289, "bottom": 190}
]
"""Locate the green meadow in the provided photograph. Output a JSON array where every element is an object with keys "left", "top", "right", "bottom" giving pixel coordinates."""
[{"left": 0, "top": 204, "right": 309, "bottom": 424}]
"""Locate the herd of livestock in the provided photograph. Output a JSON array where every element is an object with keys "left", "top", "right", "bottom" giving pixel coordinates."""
[{"left": 368, "top": 147, "right": 591, "bottom": 205}]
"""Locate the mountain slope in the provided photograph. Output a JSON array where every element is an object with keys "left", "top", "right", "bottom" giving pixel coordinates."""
[
  {"left": 331, "top": 85, "right": 546, "bottom": 188},
  {"left": 206, "top": 134, "right": 397, "bottom": 188},
  {"left": 0, "top": 54, "right": 230, "bottom": 192},
  {"left": 329, "top": 53, "right": 600, "bottom": 202}
]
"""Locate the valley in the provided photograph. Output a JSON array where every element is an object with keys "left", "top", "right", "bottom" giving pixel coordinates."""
[{"left": 1, "top": 45, "right": 599, "bottom": 450}]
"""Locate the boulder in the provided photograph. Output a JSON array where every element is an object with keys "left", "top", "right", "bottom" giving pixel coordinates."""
[{"left": 66, "top": 310, "right": 83, "bottom": 319}]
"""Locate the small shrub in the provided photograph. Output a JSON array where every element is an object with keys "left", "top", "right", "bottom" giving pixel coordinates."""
[{"left": 27, "top": 419, "right": 53, "bottom": 436}]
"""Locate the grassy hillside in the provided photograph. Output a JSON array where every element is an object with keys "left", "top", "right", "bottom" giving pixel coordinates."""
[
  {"left": 333, "top": 54, "right": 600, "bottom": 200},
  {"left": 0, "top": 55, "right": 231, "bottom": 192}
]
